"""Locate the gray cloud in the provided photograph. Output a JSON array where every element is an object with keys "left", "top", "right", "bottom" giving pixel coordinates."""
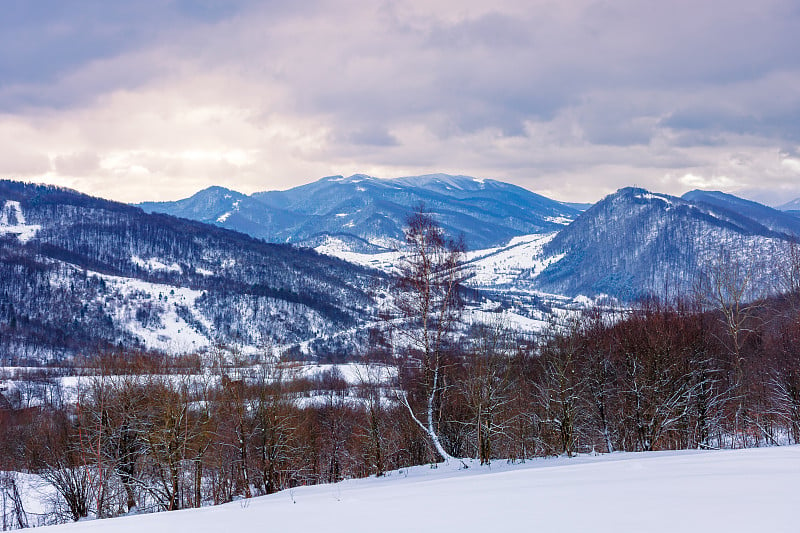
[
  {"left": 0, "top": 0, "right": 261, "bottom": 110},
  {"left": 1, "top": 0, "right": 799, "bottom": 204},
  {"left": 337, "top": 125, "right": 399, "bottom": 147},
  {"left": 53, "top": 151, "right": 100, "bottom": 176}
]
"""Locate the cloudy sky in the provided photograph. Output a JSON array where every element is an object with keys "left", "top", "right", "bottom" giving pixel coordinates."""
[{"left": 2, "top": 0, "right": 799, "bottom": 204}]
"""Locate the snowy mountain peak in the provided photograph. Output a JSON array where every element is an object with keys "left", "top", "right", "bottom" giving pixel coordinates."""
[
  {"left": 141, "top": 174, "right": 580, "bottom": 250},
  {"left": 391, "top": 173, "right": 495, "bottom": 191},
  {"left": 614, "top": 186, "right": 676, "bottom": 203},
  {"left": 776, "top": 196, "right": 800, "bottom": 212}
]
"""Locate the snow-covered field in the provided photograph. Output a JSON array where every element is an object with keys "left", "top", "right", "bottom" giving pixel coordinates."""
[
  {"left": 314, "top": 232, "right": 604, "bottom": 339},
  {"left": 34, "top": 446, "right": 800, "bottom": 532},
  {"left": 464, "top": 232, "right": 561, "bottom": 287},
  {"left": 313, "top": 233, "right": 566, "bottom": 288}
]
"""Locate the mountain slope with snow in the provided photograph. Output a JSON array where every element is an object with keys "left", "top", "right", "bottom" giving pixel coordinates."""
[
  {"left": 139, "top": 174, "right": 579, "bottom": 250},
  {"left": 682, "top": 189, "right": 800, "bottom": 238},
  {"left": 533, "top": 187, "right": 792, "bottom": 300},
  {"left": 776, "top": 196, "right": 800, "bottom": 212},
  {"left": 0, "top": 180, "right": 376, "bottom": 360},
  {"left": 34, "top": 446, "right": 800, "bottom": 533},
  {"left": 137, "top": 186, "right": 306, "bottom": 242}
]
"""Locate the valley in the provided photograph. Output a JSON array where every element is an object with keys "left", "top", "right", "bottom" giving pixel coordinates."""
[{"left": 3, "top": 175, "right": 800, "bottom": 530}]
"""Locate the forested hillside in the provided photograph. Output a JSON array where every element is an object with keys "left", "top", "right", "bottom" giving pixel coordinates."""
[{"left": 0, "top": 181, "right": 376, "bottom": 361}]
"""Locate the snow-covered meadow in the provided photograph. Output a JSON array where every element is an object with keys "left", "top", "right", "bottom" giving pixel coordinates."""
[{"left": 31, "top": 446, "right": 800, "bottom": 533}]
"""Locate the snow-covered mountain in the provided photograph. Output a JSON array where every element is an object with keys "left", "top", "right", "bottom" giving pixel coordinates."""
[
  {"left": 137, "top": 186, "right": 307, "bottom": 243},
  {"left": 7, "top": 178, "right": 799, "bottom": 361},
  {"left": 314, "top": 186, "right": 797, "bottom": 303},
  {"left": 0, "top": 180, "right": 377, "bottom": 362},
  {"left": 682, "top": 189, "right": 800, "bottom": 238},
  {"left": 776, "top": 195, "right": 800, "bottom": 216},
  {"left": 532, "top": 187, "right": 792, "bottom": 300},
  {"left": 138, "top": 174, "right": 579, "bottom": 251}
]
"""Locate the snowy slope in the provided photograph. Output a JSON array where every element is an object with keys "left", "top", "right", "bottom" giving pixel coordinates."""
[
  {"left": 315, "top": 232, "right": 565, "bottom": 289},
  {"left": 0, "top": 180, "right": 375, "bottom": 361},
  {"left": 34, "top": 446, "right": 800, "bottom": 533},
  {"left": 465, "top": 232, "right": 562, "bottom": 287},
  {"left": 0, "top": 199, "right": 41, "bottom": 242},
  {"left": 314, "top": 231, "right": 594, "bottom": 332},
  {"left": 50, "top": 269, "right": 213, "bottom": 353},
  {"left": 535, "top": 187, "right": 794, "bottom": 299}
]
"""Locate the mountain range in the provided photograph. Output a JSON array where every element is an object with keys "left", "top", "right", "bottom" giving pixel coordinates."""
[
  {"left": 2, "top": 174, "right": 799, "bottom": 362},
  {"left": 138, "top": 174, "right": 579, "bottom": 251},
  {"left": 145, "top": 175, "right": 798, "bottom": 300}
]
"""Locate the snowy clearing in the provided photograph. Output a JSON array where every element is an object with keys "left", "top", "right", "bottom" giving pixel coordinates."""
[
  {"left": 34, "top": 446, "right": 800, "bottom": 532},
  {"left": 464, "top": 232, "right": 561, "bottom": 287},
  {"left": 67, "top": 270, "right": 211, "bottom": 352},
  {"left": 0, "top": 200, "right": 41, "bottom": 243}
]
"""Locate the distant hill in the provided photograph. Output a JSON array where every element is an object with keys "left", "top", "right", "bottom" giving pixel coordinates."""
[
  {"left": 138, "top": 174, "right": 580, "bottom": 250},
  {"left": 531, "top": 187, "right": 792, "bottom": 300},
  {"left": 682, "top": 190, "right": 800, "bottom": 238},
  {"left": 0, "top": 180, "right": 376, "bottom": 361},
  {"left": 775, "top": 196, "right": 800, "bottom": 218}
]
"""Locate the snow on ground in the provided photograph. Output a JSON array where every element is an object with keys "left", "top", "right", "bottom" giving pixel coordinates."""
[
  {"left": 314, "top": 233, "right": 594, "bottom": 338},
  {"left": 633, "top": 191, "right": 675, "bottom": 206},
  {"left": 7, "top": 471, "right": 56, "bottom": 520},
  {"left": 1, "top": 362, "right": 398, "bottom": 409},
  {"left": 92, "top": 272, "right": 211, "bottom": 352},
  {"left": 130, "top": 256, "right": 183, "bottom": 274},
  {"left": 544, "top": 215, "right": 572, "bottom": 225},
  {"left": 314, "top": 236, "right": 401, "bottom": 272},
  {"left": 0, "top": 200, "right": 41, "bottom": 243},
  {"left": 294, "top": 362, "right": 397, "bottom": 385},
  {"left": 315, "top": 232, "right": 566, "bottom": 290},
  {"left": 464, "top": 308, "right": 551, "bottom": 332},
  {"left": 315, "top": 233, "right": 567, "bottom": 289},
  {"left": 49, "top": 268, "right": 213, "bottom": 353},
  {"left": 32, "top": 446, "right": 800, "bottom": 532},
  {"left": 465, "top": 232, "right": 562, "bottom": 287}
]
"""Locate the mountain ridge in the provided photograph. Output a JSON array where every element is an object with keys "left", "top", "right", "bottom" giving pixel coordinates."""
[
  {"left": 138, "top": 174, "right": 580, "bottom": 250},
  {"left": 531, "top": 187, "right": 792, "bottom": 299},
  {"left": 0, "top": 180, "right": 378, "bottom": 361},
  {"left": 4, "top": 178, "right": 800, "bottom": 361}
]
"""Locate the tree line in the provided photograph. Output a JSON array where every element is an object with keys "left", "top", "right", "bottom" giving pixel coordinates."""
[{"left": 2, "top": 291, "right": 800, "bottom": 527}]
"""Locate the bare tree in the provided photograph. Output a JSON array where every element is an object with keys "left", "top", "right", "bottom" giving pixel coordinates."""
[
  {"left": 389, "top": 208, "right": 467, "bottom": 463},
  {"left": 1, "top": 472, "right": 28, "bottom": 529},
  {"left": 459, "top": 319, "right": 516, "bottom": 464},
  {"left": 698, "top": 247, "right": 764, "bottom": 447},
  {"left": 535, "top": 317, "right": 586, "bottom": 456},
  {"left": 353, "top": 364, "right": 391, "bottom": 476},
  {"left": 251, "top": 361, "right": 298, "bottom": 494},
  {"left": 578, "top": 309, "right": 619, "bottom": 454},
  {"left": 33, "top": 408, "right": 95, "bottom": 522}
]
